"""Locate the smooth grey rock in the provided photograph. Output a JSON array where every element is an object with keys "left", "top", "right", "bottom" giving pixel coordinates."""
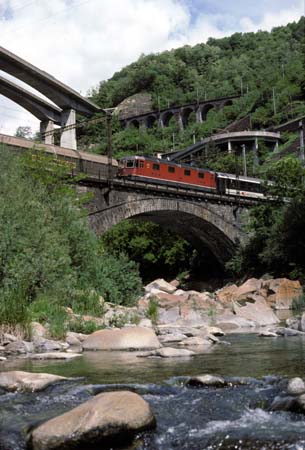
[
  {"left": 0, "top": 371, "right": 69, "bottom": 392},
  {"left": 83, "top": 327, "right": 161, "bottom": 351},
  {"left": 287, "top": 377, "right": 305, "bottom": 395},
  {"left": 259, "top": 331, "right": 278, "bottom": 337},
  {"left": 30, "top": 391, "right": 156, "bottom": 450},
  {"left": 187, "top": 374, "right": 225, "bottom": 387}
]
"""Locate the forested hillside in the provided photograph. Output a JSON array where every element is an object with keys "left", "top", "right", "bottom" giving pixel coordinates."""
[
  {"left": 83, "top": 18, "right": 305, "bottom": 158},
  {"left": 78, "top": 18, "right": 305, "bottom": 284}
]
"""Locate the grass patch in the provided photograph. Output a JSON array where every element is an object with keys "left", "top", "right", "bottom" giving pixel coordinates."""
[{"left": 145, "top": 297, "right": 159, "bottom": 325}]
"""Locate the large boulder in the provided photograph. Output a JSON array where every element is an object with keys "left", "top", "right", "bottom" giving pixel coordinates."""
[
  {"left": 235, "top": 278, "right": 262, "bottom": 300},
  {"left": 145, "top": 278, "right": 177, "bottom": 294},
  {"left": 83, "top": 327, "right": 161, "bottom": 351},
  {"left": 0, "top": 371, "right": 69, "bottom": 392},
  {"left": 30, "top": 391, "right": 156, "bottom": 450},
  {"left": 264, "top": 278, "right": 303, "bottom": 309},
  {"left": 233, "top": 295, "right": 279, "bottom": 326},
  {"left": 215, "top": 284, "right": 238, "bottom": 304}
]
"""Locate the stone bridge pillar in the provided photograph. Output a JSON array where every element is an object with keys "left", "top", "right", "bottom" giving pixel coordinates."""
[
  {"left": 60, "top": 108, "right": 77, "bottom": 150},
  {"left": 40, "top": 120, "right": 54, "bottom": 145},
  {"left": 175, "top": 111, "right": 184, "bottom": 131}
]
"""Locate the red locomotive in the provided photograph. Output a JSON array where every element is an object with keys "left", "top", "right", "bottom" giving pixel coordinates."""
[
  {"left": 118, "top": 155, "right": 264, "bottom": 199},
  {"left": 118, "top": 156, "right": 217, "bottom": 191}
]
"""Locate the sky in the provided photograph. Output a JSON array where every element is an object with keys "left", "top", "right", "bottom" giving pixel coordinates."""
[{"left": 0, "top": 0, "right": 304, "bottom": 135}]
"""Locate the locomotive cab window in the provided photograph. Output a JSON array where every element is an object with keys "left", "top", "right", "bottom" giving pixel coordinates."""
[
  {"left": 153, "top": 163, "right": 160, "bottom": 170},
  {"left": 168, "top": 166, "right": 175, "bottom": 173},
  {"left": 198, "top": 172, "right": 204, "bottom": 179},
  {"left": 184, "top": 169, "right": 191, "bottom": 176},
  {"left": 126, "top": 161, "right": 135, "bottom": 168},
  {"left": 139, "top": 161, "right": 144, "bottom": 168}
]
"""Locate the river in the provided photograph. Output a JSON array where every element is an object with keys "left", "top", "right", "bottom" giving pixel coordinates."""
[{"left": 1, "top": 333, "right": 305, "bottom": 449}]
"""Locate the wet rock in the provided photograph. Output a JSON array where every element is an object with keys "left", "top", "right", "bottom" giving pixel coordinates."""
[
  {"left": 259, "top": 330, "right": 278, "bottom": 337},
  {"left": 30, "top": 322, "right": 48, "bottom": 339},
  {"left": 207, "top": 326, "right": 225, "bottom": 336},
  {"left": 83, "top": 327, "right": 161, "bottom": 351},
  {"left": 29, "top": 352, "right": 82, "bottom": 360},
  {"left": 286, "top": 317, "right": 300, "bottom": 330},
  {"left": 287, "top": 377, "right": 305, "bottom": 395},
  {"left": 4, "top": 340, "right": 33, "bottom": 355},
  {"left": 33, "top": 338, "right": 64, "bottom": 353},
  {"left": 145, "top": 278, "right": 177, "bottom": 294},
  {"left": 0, "top": 370, "right": 69, "bottom": 392},
  {"left": 178, "top": 336, "right": 212, "bottom": 346},
  {"left": 187, "top": 374, "right": 225, "bottom": 387},
  {"left": 30, "top": 391, "right": 156, "bottom": 450},
  {"left": 275, "top": 327, "right": 305, "bottom": 336},
  {"left": 233, "top": 295, "right": 279, "bottom": 326},
  {"left": 138, "top": 347, "right": 195, "bottom": 358}
]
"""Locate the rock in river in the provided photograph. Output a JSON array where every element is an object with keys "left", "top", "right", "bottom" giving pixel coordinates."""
[
  {"left": 187, "top": 374, "right": 225, "bottom": 387},
  {"left": 0, "top": 370, "right": 69, "bottom": 392},
  {"left": 83, "top": 327, "right": 161, "bottom": 351},
  {"left": 138, "top": 347, "right": 195, "bottom": 358},
  {"left": 30, "top": 391, "right": 156, "bottom": 450}
]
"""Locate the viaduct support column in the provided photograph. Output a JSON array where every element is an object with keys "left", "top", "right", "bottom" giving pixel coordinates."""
[
  {"left": 175, "top": 111, "right": 184, "bottom": 132},
  {"left": 196, "top": 107, "right": 202, "bottom": 123},
  {"left": 40, "top": 120, "right": 54, "bottom": 145},
  {"left": 253, "top": 138, "right": 259, "bottom": 168},
  {"left": 60, "top": 108, "right": 77, "bottom": 150}
]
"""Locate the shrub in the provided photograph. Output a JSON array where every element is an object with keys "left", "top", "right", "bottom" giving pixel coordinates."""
[{"left": 146, "top": 297, "right": 159, "bottom": 324}]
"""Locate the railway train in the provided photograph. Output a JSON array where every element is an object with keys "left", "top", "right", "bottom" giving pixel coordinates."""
[{"left": 118, "top": 155, "right": 264, "bottom": 199}]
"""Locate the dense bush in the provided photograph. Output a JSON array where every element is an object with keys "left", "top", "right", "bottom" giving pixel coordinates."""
[{"left": 0, "top": 146, "right": 143, "bottom": 335}]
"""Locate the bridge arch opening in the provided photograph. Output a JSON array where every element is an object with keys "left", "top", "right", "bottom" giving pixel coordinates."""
[
  {"left": 201, "top": 104, "right": 214, "bottom": 121},
  {"left": 161, "top": 111, "right": 175, "bottom": 127},
  {"left": 181, "top": 107, "right": 196, "bottom": 128},
  {"left": 89, "top": 195, "right": 243, "bottom": 267},
  {"left": 128, "top": 119, "right": 140, "bottom": 129},
  {"left": 146, "top": 115, "right": 157, "bottom": 128}
]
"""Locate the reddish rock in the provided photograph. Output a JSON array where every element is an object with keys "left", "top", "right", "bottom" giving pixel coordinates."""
[
  {"left": 264, "top": 278, "right": 303, "bottom": 309},
  {"left": 233, "top": 295, "right": 279, "bottom": 326},
  {"left": 216, "top": 284, "right": 238, "bottom": 304},
  {"left": 236, "top": 278, "right": 262, "bottom": 300}
]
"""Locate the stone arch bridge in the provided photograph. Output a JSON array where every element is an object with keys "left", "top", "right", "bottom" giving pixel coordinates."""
[
  {"left": 1, "top": 133, "right": 251, "bottom": 265},
  {"left": 82, "top": 182, "right": 249, "bottom": 264}
]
